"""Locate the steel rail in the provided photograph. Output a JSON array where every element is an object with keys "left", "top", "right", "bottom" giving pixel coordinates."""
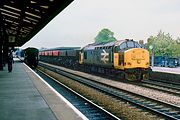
[
  {"left": 38, "top": 62, "right": 180, "bottom": 120},
  {"left": 139, "top": 80, "right": 180, "bottom": 96},
  {"left": 36, "top": 68, "right": 121, "bottom": 120}
]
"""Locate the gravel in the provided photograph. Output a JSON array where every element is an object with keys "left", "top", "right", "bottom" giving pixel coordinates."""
[
  {"left": 47, "top": 63, "right": 180, "bottom": 106},
  {"left": 38, "top": 66, "right": 159, "bottom": 120}
]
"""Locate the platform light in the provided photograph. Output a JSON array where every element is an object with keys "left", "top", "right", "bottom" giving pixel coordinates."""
[
  {"left": 0, "top": 8, "right": 20, "bottom": 16},
  {"left": 4, "top": 5, "right": 21, "bottom": 12},
  {"left": 149, "top": 45, "right": 154, "bottom": 67}
]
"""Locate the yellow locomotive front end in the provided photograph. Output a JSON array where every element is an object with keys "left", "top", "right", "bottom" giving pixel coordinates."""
[
  {"left": 124, "top": 48, "right": 149, "bottom": 69},
  {"left": 123, "top": 48, "right": 150, "bottom": 81},
  {"left": 114, "top": 40, "right": 150, "bottom": 81}
]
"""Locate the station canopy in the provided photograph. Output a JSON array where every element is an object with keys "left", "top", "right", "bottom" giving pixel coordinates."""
[{"left": 0, "top": 0, "right": 73, "bottom": 47}]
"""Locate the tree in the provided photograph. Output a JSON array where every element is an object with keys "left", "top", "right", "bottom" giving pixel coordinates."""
[
  {"left": 173, "top": 37, "right": 180, "bottom": 57},
  {"left": 146, "top": 30, "right": 180, "bottom": 57},
  {"left": 95, "top": 28, "right": 116, "bottom": 44}
]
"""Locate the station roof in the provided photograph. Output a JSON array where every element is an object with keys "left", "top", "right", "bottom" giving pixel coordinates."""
[{"left": 0, "top": 0, "right": 73, "bottom": 47}]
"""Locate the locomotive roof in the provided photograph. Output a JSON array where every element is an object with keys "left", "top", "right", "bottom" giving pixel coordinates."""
[
  {"left": 24, "top": 47, "right": 39, "bottom": 51},
  {"left": 39, "top": 47, "right": 81, "bottom": 51},
  {"left": 83, "top": 40, "right": 125, "bottom": 50},
  {"left": 24, "top": 47, "right": 39, "bottom": 54}
]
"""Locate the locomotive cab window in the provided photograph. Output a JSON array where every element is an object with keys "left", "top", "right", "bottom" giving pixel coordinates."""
[
  {"left": 127, "top": 41, "right": 134, "bottom": 48},
  {"left": 135, "top": 42, "right": 141, "bottom": 48},
  {"left": 126, "top": 41, "right": 141, "bottom": 48},
  {"left": 120, "top": 42, "right": 127, "bottom": 50}
]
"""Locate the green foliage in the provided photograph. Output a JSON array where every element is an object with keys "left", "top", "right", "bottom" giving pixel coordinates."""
[
  {"left": 146, "top": 30, "right": 180, "bottom": 57},
  {"left": 173, "top": 37, "right": 180, "bottom": 57},
  {"left": 95, "top": 28, "right": 117, "bottom": 44}
]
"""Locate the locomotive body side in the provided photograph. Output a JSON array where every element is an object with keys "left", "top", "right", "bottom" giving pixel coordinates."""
[
  {"left": 82, "top": 48, "right": 114, "bottom": 68},
  {"left": 82, "top": 41, "right": 120, "bottom": 68}
]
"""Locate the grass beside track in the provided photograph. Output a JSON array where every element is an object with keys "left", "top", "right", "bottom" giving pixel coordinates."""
[{"left": 38, "top": 66, "right": 159, "bottom": 120}]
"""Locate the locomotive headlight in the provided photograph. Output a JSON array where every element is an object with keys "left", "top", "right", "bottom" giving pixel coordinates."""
[
  {"left": 137, "top": 60, "right": 141, "bottom": 64},
  {"left": 127, "top": 62, "right": 132, "bottom": 66}
]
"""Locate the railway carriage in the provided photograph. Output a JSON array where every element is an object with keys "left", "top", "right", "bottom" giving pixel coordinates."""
[
  {"left": 39, "top": 47, "right": 80, "bottom": 68},
  {"left": 24, "top": 47, "right": 39, "bottom": 68}
]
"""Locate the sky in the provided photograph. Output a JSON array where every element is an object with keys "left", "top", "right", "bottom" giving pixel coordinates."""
[{"left": 21, "top": 0, "right": 180, "bottom": 49}]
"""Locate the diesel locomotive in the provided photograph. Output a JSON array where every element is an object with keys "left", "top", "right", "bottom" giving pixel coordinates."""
[{"left": 39, "top": 39, "right": 150, "bottom": 81}]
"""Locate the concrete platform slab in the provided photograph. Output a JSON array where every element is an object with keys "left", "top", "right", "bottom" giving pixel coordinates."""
[
  {"left": 0, "top": 62, "right": 57, "bottom": 120},
  {"left": 0, "top": 60, "right": 84, "bottom": 120},
  {"left": 152, "top": 66, "right": 180, "bottom": 75}
]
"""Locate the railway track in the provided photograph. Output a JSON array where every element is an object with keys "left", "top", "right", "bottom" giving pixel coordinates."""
[
  {"left": 35, "top": 68, "right": 120, "bottom": 120},
  {"left": 149, "top": 78, "right": 180, "bottom": 86},
  {"left": 138, "top": 80, "right": 180, "bottom": 96},
  {"left": 39, "top": 62, "right": 180, "bottom": 120}
]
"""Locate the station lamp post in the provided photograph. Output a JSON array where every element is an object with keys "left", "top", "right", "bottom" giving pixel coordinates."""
[{"left": 149, "top": 45, "right": 154, "bottom": 67}]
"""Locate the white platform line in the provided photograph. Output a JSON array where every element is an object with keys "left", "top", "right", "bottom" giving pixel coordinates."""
[{"left": 23, "top": 63, "right": 88, "bottom": 120}]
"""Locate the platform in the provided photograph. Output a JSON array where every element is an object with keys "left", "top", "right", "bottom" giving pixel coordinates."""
[
  {"left": 151, "top": 66, "right": 180, "bottom": 75},
  {"left": 0, "top": 59, "right": 85, "bottom": 120}
]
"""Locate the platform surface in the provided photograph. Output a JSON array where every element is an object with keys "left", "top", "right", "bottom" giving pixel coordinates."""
[
  {"left": 0, "top": 59, "right": 84, "bottom": 120},
  {"left": 151, "top": 66, "right": 180, "bottom": 74}
]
